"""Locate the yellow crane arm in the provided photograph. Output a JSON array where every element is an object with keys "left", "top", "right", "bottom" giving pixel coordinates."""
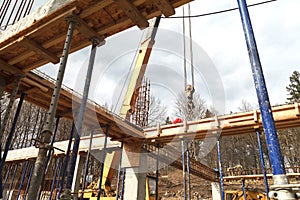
[{"left": 119, "top": 16, "right": 161, "bottom": 120}]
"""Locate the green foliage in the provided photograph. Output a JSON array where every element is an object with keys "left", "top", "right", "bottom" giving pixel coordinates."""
[{"left": 286, "top": 70, "right": 300, "bottom": 103}]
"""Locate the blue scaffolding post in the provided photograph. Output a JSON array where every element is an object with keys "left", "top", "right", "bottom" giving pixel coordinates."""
[
  {"left": 49, "top": 157, "right": 61, "bottom": 200},
  {"left": 0, "top": 92, "right": 26, "bottom": 198},
  {"left": 97, "top": 125, "right": 109, "bottom": 200},
  {"left": 241, "top": 179, "right": 247, "bottom": 200},
  {"left": 80, "top": 130, "right": 94, "bottom": 200},
  {"left": 24, "top": 162, "right": 34, "bottom": 199},
  {"left": 256, "top": 130, "right": 270, "bottom": 199},
  {"left": 57, "top": 121, "right": 75, "bottom": 199},
  {"left": 217, "top": 140, "right": 225, "bottom": 200},
  {"left": 16, "top": 160, "right": 29, "bottom": 200},
  {"left": 236, "top": 0, "right": 296, "bottom": 198},
  {"left": 63, "top": 37, "right": 101, "bottom": 199}
]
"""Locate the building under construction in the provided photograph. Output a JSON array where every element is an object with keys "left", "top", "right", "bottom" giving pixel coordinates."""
[{"left": 0, "top": 0, "right": 300, "bottom": 200}]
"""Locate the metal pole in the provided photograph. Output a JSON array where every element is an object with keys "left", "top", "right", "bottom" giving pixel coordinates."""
[
  {"left": 23, "top": 162, "right": 34, "bottom": 200},
  {"left": 3, "top": 163, "right": 12, "bottom": 189},
  {"left": 28, "top": 19, "right": 76, "bottom": 200},
  {"left": 63, "top": 38, "right": 99, "bottom": 199},
  {"left": 120, "top": 168, "right": 126, "bottom": 200},
  {"left": 217, "top": 140, "right": 225, "bottom": 200},
  {"left": 16, "top": 160, "right": 29, "bottom": 200},
  {"left": 38, "top": 116, "right": 60, "bottom": 199},
  {"left": 0, "top": 76, "right": 22, "bottom": 145},
  {"left": 0, "top": 92, "right": 26, "bottom": 199},
  {"left": 256, "top": 130, "right": 270, "bottom": 199},
  {"left": 115, "top": 141, "right": 124, "bottom": 200},
  {"left": 242, "top": 179, "right": 247, "bottom": 200},
  {"left": 186, "top": 143, "right": 191, "bottom": 200},
  {"left": 49, "top": 157, "right": 61, "bottom": 200},
  {"left": 237, "top": 0, "right": 285, "bottom": 177},
  {"left": 57, "top": 121, "right": 75, "bottom": 199},
  {"left": 181, "top": 139, "right": 187, "bottom": 200},
  {"left": 7, "top": 163, "right": 18, "bottom": 199},
  {"left": 80, "top": 130, "right": 94, "bottom": 200},
  {"left": 155, "top": 144, "right": 159, "bottom": 200},
  {"left": 97, "top": 125, "right": 109, "bottom": 200}
]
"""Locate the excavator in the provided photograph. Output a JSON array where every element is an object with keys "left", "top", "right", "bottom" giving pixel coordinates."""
[{"left": 79, "top": 16, "right": 161, "bottom": 200}]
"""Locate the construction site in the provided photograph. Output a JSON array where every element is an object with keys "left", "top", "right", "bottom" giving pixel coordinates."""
[{"left": 0, "top": 0, "right": 300, "bottom": 200}]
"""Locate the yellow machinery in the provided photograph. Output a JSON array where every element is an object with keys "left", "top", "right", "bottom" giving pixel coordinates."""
[{"left": 225, "top": 190, "right": 268, "bottom": 200}]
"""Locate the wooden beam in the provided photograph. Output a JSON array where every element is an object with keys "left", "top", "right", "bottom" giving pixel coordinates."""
[
  {"left": 151, "top": 0, "right": 175, "bottom": 17},
  {"left": 0, "top": 58, "right": 25, "bottom": 76},
  {"left": 79, "top": 0, "right": 114, "bottom": 18},
  {"left": 71, "top": 13, "right": 105, "bottom": 41},
  {"left": 20, "top": 37, "right": 60, "bottom": 64},
  {"left": 113, "top": 0, "right": 149, "bottom": 29}
]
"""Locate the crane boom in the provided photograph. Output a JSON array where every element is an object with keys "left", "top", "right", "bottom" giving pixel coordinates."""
[{"left": 119, "top": 16, "right": 161, "bottom": 120}]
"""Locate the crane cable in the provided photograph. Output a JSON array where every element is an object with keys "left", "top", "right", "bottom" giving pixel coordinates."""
[{"left": 182, "top": 4, "right": 195, "bottom": 117}]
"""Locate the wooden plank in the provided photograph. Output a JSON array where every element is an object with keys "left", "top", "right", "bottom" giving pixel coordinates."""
[
  {"left": 71, "top": 13, "right": 105, "bottom": 41},
  {"left": 0, "top": 58, "right": 25, "bottom": 76},
  {"left": 151, "top": 0, "right": 175, "bottom": 17},
  {"left": 79, "top": 0, "right": 114, "bottom": 18},
  {"left": 113, "top": 0, "right": 149, "bottom": 29},
  {"left": 20, "top": 37, "right": 60, "bottom": 64}
]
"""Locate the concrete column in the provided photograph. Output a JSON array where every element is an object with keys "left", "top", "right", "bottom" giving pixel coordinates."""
[
  {"left": 211, "top": 182, "right": 221, "bottom": 200},
  {"left": 122, "top": 143, "right": 147, "bottom": 200},
  {"left": 71, "top": 153, "right": 86, "bottom": 200}
]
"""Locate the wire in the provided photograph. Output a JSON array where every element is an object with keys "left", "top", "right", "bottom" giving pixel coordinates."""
[{"left": 163, "top": 0, "right": 278, "bottom": 19}]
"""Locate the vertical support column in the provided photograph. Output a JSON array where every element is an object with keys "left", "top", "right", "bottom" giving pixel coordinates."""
[
  {"left": 49, "top": 157, "right": 61, "bottom": 200},
  {"left": 97, "top": 125, "right": 109, "bottom": 200},
  {"left": 28, "top": 19, "right": 76, "bottom": 200},
  {"left": 58, "top": 121, "right": 75, "bottom": 199},
  {"left": 120, "top": 168, "right": 126, "bottom": 200},
  {"left": 217, "top": 140, "right": 225, "bottom": 200},
  {"left": 71, "top": 154, "right": 86, "bottom": 200},
  {"left": 256, "top": 130, "right": 270, "bottom": 199},
  {"left": 80, "top": 130, "right": 94, "bottom": 200},
  {"left": 237, "top": 0, "right": 287, "bottom": 185},
  {"left": 24, "top": 162, "right": 34, "bottom": 199},
  {"left": 181, "top": 139, "right": 187, "bottom": 200},
  {"left": 0, "top": 92, "right": 26, "bottom": 198},
  {"left": 241, "top": 179, "right": 247, "bottom": 200},
  {"left": 115, "top": 141, "right": 124, "bottom": 200},
  {"left": 16, "top": 160, "right": 29, "bottom": 199},
  {"left": 155, "top": 144, "right": 159, "bottom": 200},
  {"left": 62, "top": 38, "right": 100, "bottom": 200},
  {"left": 186, "top": 143, "right": 191, "bottom": 200},
  {"left": 211, "top": 182, "right": 222, "bottom": 200}
]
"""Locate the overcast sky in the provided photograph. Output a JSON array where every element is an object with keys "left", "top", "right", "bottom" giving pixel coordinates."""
[{"left": 35, "top": 0, "right": 300, "bottom": 116}]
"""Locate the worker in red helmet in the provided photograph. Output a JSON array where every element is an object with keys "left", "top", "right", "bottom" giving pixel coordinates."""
[{"left": 172, "top": 117, "right": 183, "bottom": 124}]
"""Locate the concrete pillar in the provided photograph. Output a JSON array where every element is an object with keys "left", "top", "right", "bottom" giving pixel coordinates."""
[
  {"left": 211, "top": 182, "right": 221, "bottom": 200},
  {"left": 71, "top": 153, "right": 86, "bottom": 200},
  {"left": 122, "top": 143, "right": 147, "bottom": 200}
]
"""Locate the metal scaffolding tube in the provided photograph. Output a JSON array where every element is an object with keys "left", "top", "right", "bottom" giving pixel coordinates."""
[
  {"left": 3, "top": 163, "right": 12, "bottom": 189},
  {"left": 115, "top": 141, "right": 124, "bottom": 200},
  {"left": 256, "top": 130, "right": 270, "bottom": 199},
  {"left": 181, "top": 139, "right": 187, "bottom": 200},
  {"left": 120, "top": 168, "right": 126, "bottom": 200},
  {"left": 16, "top": 160, "right": 29, "bottom": 200},
  {"left": 186, "top": 143, "right": 191, "bottom": 200},
  {"left": 24, "top": 162, "right": 34, "bottom": 200},
  {"left": 37, "top": 117, "right": 60, "bottom": 199},
  {"left": 236, "top": 0, "right": 285, "bottom": 176},
  {"left": 155, "top": 144, "right": 159, "bottom": 200},
  {"left": 57, "top": 121, "right": 75, "bottom": 199},
  {"left": 242, "top": 179, "right": 247, "bottom": 200},
  {"left": 217, "top": 140, "right": 225, "bottom": 200},
  {"left": 97, "top": 125, "right": 109, "bottom": 200},
  {"left": 80, "top": 130, "right": 94, "bottom": 200},
  {"left": 6, "top": 163, "right": 18, "bottom": 199},
  {"left": 63, "top": 38, "right": 99, "bottom": 199},
  {"left": 0, "top": 92, "right": 26, "bottom": 198},
  {"left": 49, "top": 157, "right": 61, "bottom": 200},
  {"left": 0, "top": 76, "right": 22, "bottom": 144},
  {"left": 28, "top": 19, "right": 76, "bottom": 200}
]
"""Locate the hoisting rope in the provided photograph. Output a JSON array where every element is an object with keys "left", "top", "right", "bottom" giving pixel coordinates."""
[{"left": 182, "top": 4, "right": 195, "bottom": 117}]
